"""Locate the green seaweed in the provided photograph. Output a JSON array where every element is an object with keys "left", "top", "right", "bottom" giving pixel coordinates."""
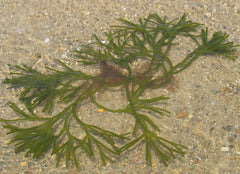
[{"left": 1, "top": 13, "right": 239, "bottom": 167}]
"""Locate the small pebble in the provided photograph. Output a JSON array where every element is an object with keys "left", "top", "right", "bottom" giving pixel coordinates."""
[
  {"left": 21, "top": 162, "right": 27, "bottom": 167},
  {"left": 176, "top": 108, "right": 187, "bottom": 118},
  {"left": 188, "top": 114, "right": 193, "bottom": 118},
  {"left": 220, "top": 147, "right": 230, "bottom": 152},
  {"left": 44, "top": 38, "right": 50, "bottom": 43},
  {"left": 97, "top": 108, "right": 104, "bottom": 113}
]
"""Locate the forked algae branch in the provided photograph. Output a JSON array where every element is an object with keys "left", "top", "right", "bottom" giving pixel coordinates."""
[{"left": 1, "top": 13, "right": 239, "bottom": 167}]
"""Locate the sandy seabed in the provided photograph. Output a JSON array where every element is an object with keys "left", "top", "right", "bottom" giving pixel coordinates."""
[{"left": 0, "top": 0, "right": 239, "bottom": 173}]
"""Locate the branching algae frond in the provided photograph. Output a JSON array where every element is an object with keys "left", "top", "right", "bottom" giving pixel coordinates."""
[{"left": 1, "top": 14, "right": 239, "bottom": 167}]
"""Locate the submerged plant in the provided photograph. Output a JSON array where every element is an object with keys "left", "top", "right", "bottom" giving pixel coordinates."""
[{"left": 1, "top": 14, "right": 239, "bottom": 167}]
